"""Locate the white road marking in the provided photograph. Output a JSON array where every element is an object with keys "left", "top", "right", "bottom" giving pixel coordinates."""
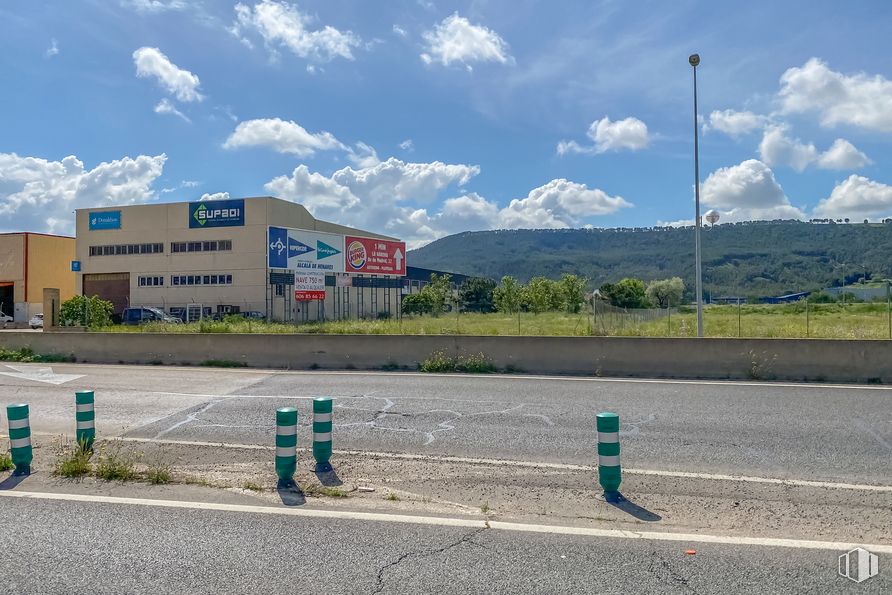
[
  {"left": 0, "top": 364, "right": 84, "bottom": 385},
  {"left": 1, "top": 490, "right": 889, "bottom": 553},
  {"left": 105, "top": 436, "right": 892, "bottom": 493}
]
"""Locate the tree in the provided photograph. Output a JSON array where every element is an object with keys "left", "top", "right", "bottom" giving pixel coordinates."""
[
  {"left": 645, "top": 277, "right": 685, "bottom": 308},
  {"left": 493, "top": 276, "right": 523, "bottom": 313},
  {"left": 401, "top": 292, "right": 434, "bottom": 315},
  {"left": 459, "top": 278, "right": 496, "bottom": 313},
  {"left": 426, "top": 273, "right": 453, "bottom": 316},
  {"left": 599, "top": 278, "right": 648, "bottom": 309},
  {"left": 522, "top": 277, "right": 558, "bottom": 314},
  {"left": 60, "top": 295, "right": 114, "bottom": 328},
  {"left": 557, "top": 273, "right": 587, "bottom": 313}
]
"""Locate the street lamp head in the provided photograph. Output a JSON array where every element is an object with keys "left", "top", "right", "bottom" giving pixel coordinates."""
[{"left": 689, "top": 54, "right": 700, "bottom": 67}]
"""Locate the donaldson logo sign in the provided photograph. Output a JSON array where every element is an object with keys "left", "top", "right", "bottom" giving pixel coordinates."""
[
  {"left": 189, "top": 199, "right": 245, "bottom": 229},
  {"left": 89, "top": 210, "right": 121, "bottom": 230}
]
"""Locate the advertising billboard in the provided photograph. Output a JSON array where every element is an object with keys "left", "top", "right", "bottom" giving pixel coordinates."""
[
  {"left": 344, "top": 236, "right": 406, "bottom": 276},
  {"left": 189, "top": 199, "right": 245, "bottom": 229},
  {"left": 268, "top": 226, "right": 345, "bottom": 272},
  {"left": 294, "top": 273, "right": 326, "bottom": 301},
  {"left": 89, "top": 210, "right": 121, "bottom": 230}
]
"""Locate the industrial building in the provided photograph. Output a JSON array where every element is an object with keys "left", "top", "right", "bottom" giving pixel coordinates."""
[
  {"left": 0, "top": 232, "right": 76, "bottom": 322},
  {"left": 74, "top": 196, "right": 406, "bottom": 322}
]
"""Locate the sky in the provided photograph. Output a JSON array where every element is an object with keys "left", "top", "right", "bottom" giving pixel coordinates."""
[{"left": 1, "top": 0, "right": 892, "bottom": 247}]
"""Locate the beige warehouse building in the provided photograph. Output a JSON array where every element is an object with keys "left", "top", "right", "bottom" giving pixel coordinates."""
[
  {"left": 74, "top": 196, "right": 405, "bottom": 322},
  {"left": 0, "top": 232, "right": 76, "bottom": 322}
]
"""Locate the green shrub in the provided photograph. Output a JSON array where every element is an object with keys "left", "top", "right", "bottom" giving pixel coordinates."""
[
  {"left": 146, "top": 462, "right": 172, "bottom": 485},
  {"left": 419, "top": 351, "right": 496, "bottom": 373},
  {"left": 60, "top": 294, "right": 114, "bottom": 328},
  {"left": 53, "top": 441, "right": 93, "bottom": 478},
  {"left": 0, "top": 451, "right": 12, "bottom": 472}
]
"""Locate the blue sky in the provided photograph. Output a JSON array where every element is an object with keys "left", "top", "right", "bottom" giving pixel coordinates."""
[{"left": 2, "top": 0, "right": 891, "bottom": 246}]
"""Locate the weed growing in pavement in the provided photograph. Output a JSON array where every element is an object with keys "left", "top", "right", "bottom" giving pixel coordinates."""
[
  {"left": 243, "top": 481, "right": 264, "bottom": 492},
  {"left": 302, "top": 484, "right": 349, "bottom": 498},
  {"left": 53, "top": 437, "right": 92, "bottom": 478},
  {"left": 419, "top": 351, "right": 497, "bottom": 374},
  {"left": 0, "top": 451, "right": 12, "bottom": 472},
  {"left": 94, "top": 442, "right": 138, "bottom": 481},
  {"left": 146, "top": 462, "right": 172, "bottom": 485},
  {"left": 0, "top": 347, "right": 75, "bottom": 363},
  {"left": 385, "top": 493, "right": 400, "bottom": 501},
  {"left": 182, "top": 476, "right": 215, "bottom": 488},
  {"left": 480, "top": 502, "right": 491, "bottom": 514},
  {"left": 200, "top": 359, "right": 247, "bottom": 368}
]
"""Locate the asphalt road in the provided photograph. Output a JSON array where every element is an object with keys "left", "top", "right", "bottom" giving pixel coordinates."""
[
  {"left": 1, "top": 495, "right": 885, "bottom": 594},
  {"left": 2, "top": 363, "right": 892, "bottom": 483}
]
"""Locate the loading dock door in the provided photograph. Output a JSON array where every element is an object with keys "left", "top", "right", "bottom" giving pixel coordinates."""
[
  {"left": 0, "top": 282, "right": 13, "bottom": 318},
  {"left": 83, "top": 273, "right": 130, "bottom": 314}
]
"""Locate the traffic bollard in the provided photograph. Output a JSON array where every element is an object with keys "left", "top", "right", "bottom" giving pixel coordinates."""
[
  {"left": 75, "top": 390, "right": 96, "bottom": 451},
  {"left": 312, "top": 397, "right": 333, "bottom": 472},
  {"left": 597, "top": 411, "right": 622, "bottom": 502},
  {"left": 7, "top": 403, "right": 32, "bottom": 476},
  {"left": 275, "top": 407, "right": 297, "bottom": 486}
]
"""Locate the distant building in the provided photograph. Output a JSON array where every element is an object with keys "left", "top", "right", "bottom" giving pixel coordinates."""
[
  {"left": 761, "top": 291, "right": 810, "bottom": 304},
  {"left": 0, "top": 232, "right": 76, "bottom": 322},
  {"left": 712, "top": 296, "right": 747, "bottom": 305}
]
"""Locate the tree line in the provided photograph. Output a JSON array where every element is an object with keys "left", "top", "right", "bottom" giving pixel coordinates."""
[{"left": 402, "top": 273, "right": 685, "bottom": 315}]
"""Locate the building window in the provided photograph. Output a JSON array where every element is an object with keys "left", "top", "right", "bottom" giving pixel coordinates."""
[
  {"left": 138, "top": 276, "right": 164, "bottom": 287},
  {"left": 170, "top": 240, "right": 232, "bottom": 253},
  {"left": 169, "top": 273, "right": 233, "bottom": 286},
  {"left": 89, "top": 243, "right": 162, "bottom": 256}
]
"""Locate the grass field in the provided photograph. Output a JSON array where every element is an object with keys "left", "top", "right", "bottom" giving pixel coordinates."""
[{"left": 96, "top": 302, "right": 892, "bottom": 339}]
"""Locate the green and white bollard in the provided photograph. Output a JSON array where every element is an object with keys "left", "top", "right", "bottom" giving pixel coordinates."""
[
  {"left": 7, "top": 403, "right": 32, "bottom": 476},
  {"left": 597, "top": 411, "right": 622, "bottom": 502},
  {"left": 312, "top": 397, "right": 333, "bottom": 472},
  {"left": 275, "top": 407, "right": 298, "bottom": 486},
  {"left": 75, "top": 390, "right": 96, "bottom": 451}
]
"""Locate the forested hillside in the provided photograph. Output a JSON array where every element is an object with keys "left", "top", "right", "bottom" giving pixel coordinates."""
[{"left": 407, "top": 221, "right": 892, "bottom": 299}]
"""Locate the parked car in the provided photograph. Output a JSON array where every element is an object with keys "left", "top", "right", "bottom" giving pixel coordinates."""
[
  {"left": 29, "top": 313, "right": 44, "bottom": 329},
  {"left": 0, "top": 312, "right": 13, "bottom": 324},
  {"left": 122, "top": 307, "right": 182, "bottom": 325}
]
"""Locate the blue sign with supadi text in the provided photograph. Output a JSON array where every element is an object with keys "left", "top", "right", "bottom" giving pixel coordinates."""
[{"left": 189, "top": 199, "right": 245, "bottom": 229}]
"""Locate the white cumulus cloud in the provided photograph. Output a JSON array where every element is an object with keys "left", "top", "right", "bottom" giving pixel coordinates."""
[
  {"left": 499, "top": 179, "right": 631, "bottom": 228},
  {"left": 759, "top": 126, "right": 870, "bottom": 172},
  {"left": 0, "top": 152, "right": 166, "bottom": 234},
  {"left": 264, "top": 158, "right": 628, "bottom": 246},
  {"left": 815, "top": 138, "right": 872, "bottom": 170},
  {"left": 703, "top": 109, "right": 768, "bottom": 137},
  {"left": 44, "top": 39, "right": 59, "bottom": 59},
  {"left": 701, "top": 159, "right": 805, "bottom": 222},
  {"left": 779, "top": 58, "right": 892, "bottom": 132},
  {"left": 223, "top": 118, "right": 345, "bottom": 156},
  {"left": 200, "top": 192, "right": 231, "bottom": 201},
  {"left": 420, "top": 13, "right": 511, "bottom": 69},
  {"left": 813, "top": 175, "right": 892, "bottom": 220},
  {"left": 133, "top": 47, "right": 203, "bottom": 102},
  {"left": 558, "top": 116, "right": 649, "bottom": 155},
  {"left": 231, "top": 0, "right": 361, "bottom": 63}
]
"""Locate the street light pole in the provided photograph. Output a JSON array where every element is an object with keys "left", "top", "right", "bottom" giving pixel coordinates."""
[{"left": 690, "top": 53, "right": 704, "bottom": 338}]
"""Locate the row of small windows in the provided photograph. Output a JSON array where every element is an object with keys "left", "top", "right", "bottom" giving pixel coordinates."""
[
  {"left": 172, "top": 274, "right": 233, "bottom": 286},
  {"left": 89, "top": 243, "right": 163, "bottom": 256},
  {"left": 90, "top": 240, "right": 233, "bottom": 257},
  {"left": 137, "top": 274, "right": 234, "bottom": 287},
  {"left": 170, "top": 240, "right": 232, "bottom": 253},
  {"left": 138, "top": 276, "right": 164, "bottom": 287}
]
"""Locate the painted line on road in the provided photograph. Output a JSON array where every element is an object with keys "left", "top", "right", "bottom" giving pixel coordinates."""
[
  {"left": 13, "top": 363, "right": 892, "bottom": 391},
  {"left": 1, "top": 490, "right": 889, "bottom": 553},
  {"left": 106, "top": 436, "right": 892, "bottom": 493}
]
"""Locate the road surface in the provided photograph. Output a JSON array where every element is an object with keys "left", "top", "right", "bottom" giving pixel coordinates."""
[
  {"left": 2, "top": 363, "right": 891, "bottom": 483},
  {"left": 1, "top": 494, "right": 886, "bottom": 594}
]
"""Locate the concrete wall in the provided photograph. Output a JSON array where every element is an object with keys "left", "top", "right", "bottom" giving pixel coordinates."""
[{"left": 2, "top": 332, "right": 892, "bottom": 383}]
